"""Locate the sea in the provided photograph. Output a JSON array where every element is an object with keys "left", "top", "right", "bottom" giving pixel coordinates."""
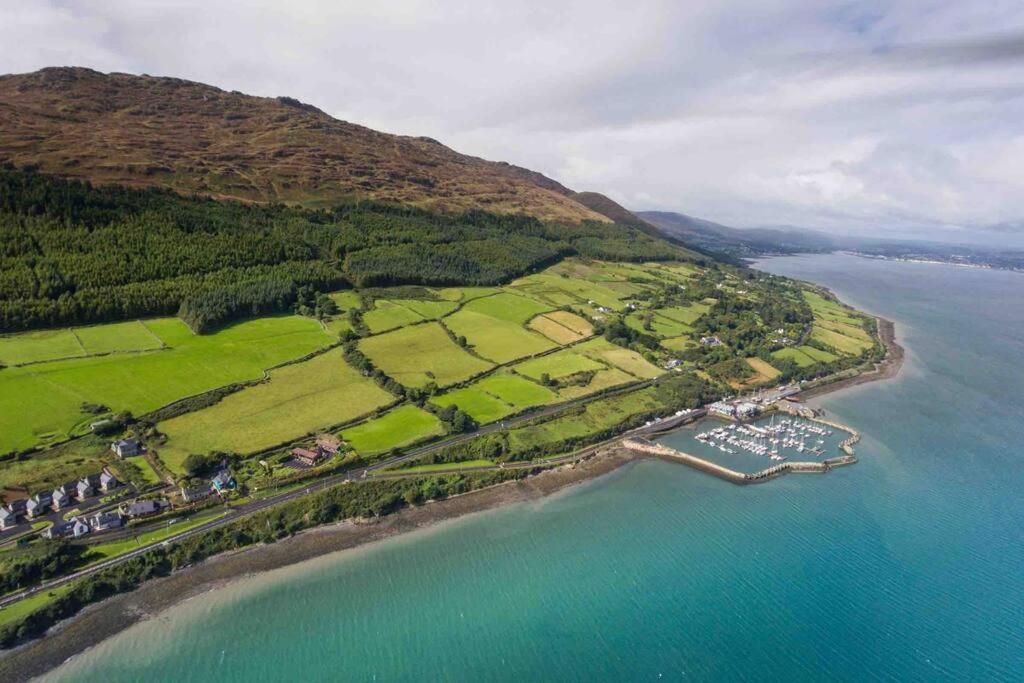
[{"left": 43, "top": 254, "right": 1024, "bottom": 682}]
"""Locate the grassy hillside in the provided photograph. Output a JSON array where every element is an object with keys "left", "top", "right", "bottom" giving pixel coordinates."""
[{"left": 0, "top": 67, "right": 605, "bottom": 223}]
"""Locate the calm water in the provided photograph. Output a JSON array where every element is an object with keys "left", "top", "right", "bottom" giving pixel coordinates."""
[{"left": 45, "top": 255, "right": 1024, "bottom": 682}]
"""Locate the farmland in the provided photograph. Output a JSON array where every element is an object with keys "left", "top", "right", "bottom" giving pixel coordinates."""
[
  {"left": 0, "top": 316, "right": 333, "bottom": 454},
  {"left": 157, "top": 347, "right": 394, "bottom": 473},
  {"left": 358, "top": 322, "right": 492, "bottom": 388},
  {"left": 341, "top": 405, "right": 444, "bottom": 456},
  {"left": 431, "top": 373, "right": 556, "bottom": 424},
  {"left": 514, "top": 349, "right": 605, "bottom": 381},
  {"left": 528, "top": 311, "right": 594, "bottom": 344},
  {"left": 444, "top": 309, "right": 555, "bottom": 364}
]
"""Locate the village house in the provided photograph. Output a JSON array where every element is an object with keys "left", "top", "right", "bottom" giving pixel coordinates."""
[
  {"left": 291, "top": 447, "right": 323, "bottom": 467},
  {"left": 121, "top": 499, "right": 168, "bottom": 518},
  {"left": 99, "top": 469, "right": 119, "bottom": 493},
  {"left": 211, "top": 471, "right": 237, "bottom": 495},
  {"left": 51, "top": 486, "right": 71, "bottom": 511},
  {"left": 180, "top": 484, "right": 211, "bottom": 503},
  {"left": 316, "top": 437, "right": 342, "bottom": 456},
  {"left": 88, "top": 510, "right": 123, "bottom": 532},
  {"left": 700, "top": 335, "right": 724, "bottom": 347},
  {"left": 26, "top": 493, "right": 52, "bottom": 519},
  {"left": 111, "top": 437, "right": 142, "bottom": 458},
  {"left": 76, "top": 476, "right": 96, "bottom": 502},
  {"left": 0, "top": 506, "right": 18, "bottom": 531}
]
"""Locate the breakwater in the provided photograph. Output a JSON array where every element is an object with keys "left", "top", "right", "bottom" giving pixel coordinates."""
[{"left": 623, "top": 436, "right": 857, "bottom": 485}]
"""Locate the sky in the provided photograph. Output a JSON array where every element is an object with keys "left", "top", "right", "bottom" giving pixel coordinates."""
[{"left": 3, "top": 1, "right": 1024, "bottom": 246}]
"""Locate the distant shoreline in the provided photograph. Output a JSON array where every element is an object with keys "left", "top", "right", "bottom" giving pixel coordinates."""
[{"left": 0, "top": 316, "right": 906, "bottom": 682}]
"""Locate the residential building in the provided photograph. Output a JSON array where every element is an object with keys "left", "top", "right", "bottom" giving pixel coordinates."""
[
  {"left": 0, "top": 507, "right": 18, "bottom": 531},
  {"left": 76, "top": 477, "right": 95, "bottom": 502},
  {"left": 122, "top": 499, "right": 168, "bottom": 518},
  {"left": 88, "top": 510, "right": 123, "bottom": 531},
  {"left": 26, "top": 493, "right": 52, "bottom": 519},
  {"left": 71, "top": 518, "right": 90, "bottom": 538},
  {"left": 111, "top": 438, "right": 142, "bottom": 458},
  {"left": 316, "top": 437, "right": 342, "bottom": 456},
  {"left": 44, "top": 520, "right": 74, "bottom": 539},
  {"left": 708, "top": 401, "right": 736, "bottom": 418},
  {"left": 180, "top": 484, "right": 211, "bottom": 503},
  {"left": 99, "top": 469, "right": 119, "bottom": 493},
  {"left": 700, "top": 335, "right": 724, "bottom": 347},
  {"left": 291, "top": 447, "right": 324, "bottom": 467},
  {"left": 211, "top": 471, "right": 236, "bottom": 494},
  {"left": 51, "top": 486, "right": 71, "bottom": 511}
]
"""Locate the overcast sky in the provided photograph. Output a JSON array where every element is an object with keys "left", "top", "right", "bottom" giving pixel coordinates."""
[{"left": 4, "top": 1, "right": 1024, "bottom": 245}]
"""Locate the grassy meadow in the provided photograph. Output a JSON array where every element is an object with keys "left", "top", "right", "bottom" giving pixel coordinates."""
[
  {"left": 341, "top": 404, "right": 444, "bottom": 456},
  {"left": 358, "top": 322, "right": 492, "bottom": 388}
]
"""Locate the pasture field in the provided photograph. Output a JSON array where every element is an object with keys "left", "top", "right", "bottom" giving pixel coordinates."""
[
  {"left": 341, "top": 404, "right": 443, "bottom": 455},
  {"left": 0, "top": 316, "right": 333, "bottom": 453},
  {"left": 624, "top": 312, "right": 691, "bottom": 338},
  {"left": 398, "top": 299, "right": 458, "bottom": 319},
  {"left": 661, "top": 336, "right": 694, "bottom": 353},
  {"left": 431, "top": 386, "right": 515, "bottom": 424},
  {"left": 363, "top": 300, "right": 425, "bottom": 333},
  {"left": 0, "top": 329, "right": 84, "bottom": 366},
  {"left": 657, "top": 303, "right": 711, "bottom": 325},
  {"left": 507, "top": 387, "right": 663, "bottom": 451},
  {"left": 799, "top": 345, "right": 839, "bottom": 362},
  {"left": 804, "top": 291, "right": 861, "bottom": 326},
  {"left": 744, "top": 357, "right": 781, "bottom": 384},
  {"left": 327, "top": 291, "right": 361, "bottom": 311},
  {"left": 576, "top": 338, "right": 663, "bottom": 379},
  {"left": 462, "top": 292, "right": 552, "bottom": 323},
  {"left": 74, "top": 321, "right": 164, "bottom": 354},
  {"left": 436, "top": 287, "right": 501, "bottom": 302},
  {"left": 0, "top": 438, "right": 110, "bottom": 495},
  {"left": 510, "top": 273, "right": 625, "bottom": 311},
  {"left": 473, "top": 373, "right": 555, "bottom": 407},
  {"left": 812, "top": 325, "right": 872, "bottom": 355},
  {"left": 528, "top": 311, "right": 593, "bottom": 344},
  {"left": 157, "top": 347, "right": 394, "bottom": 472},
  {"left": 772, "top": 347, "right": 817, "bottom": 368},
  {"left": 443, "top": 309, "right": 555, "bottom": 364},
  {"left": 816, "top": 317, "right": 873, "bottom": 342},
  {"left": 513, "top": 348, "right": 605, "bottom": 381},
  {"left": 554, "top": 367, "right": 637, "bottom": 400},
  {"left": 359, "top": 322, "right": 492, "bottom": 388}
]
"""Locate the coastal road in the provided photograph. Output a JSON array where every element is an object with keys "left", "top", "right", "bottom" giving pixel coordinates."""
[{"left": 0, "top": 377, "right": 668, "bottom": 610}]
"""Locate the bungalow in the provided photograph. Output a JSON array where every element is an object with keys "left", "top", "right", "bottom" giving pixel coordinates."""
[
  {"left": 111, "top": 438, "right": 141, "bottom": 458},
  {"left": 26, "top": 493, "right": 52, "bottom": 519},
  {"left": 122, "top": 499, "right": 168, "bottom": 518},
  {"left": 76, "top": 476, "right": 96, "bottom": 502},
  {"left": 51, "top": 486, "right": 71, "bottom": 511},
  {"left": 700, "top": 335, "right": 724, "bottom": 347},
  {"left": 291, "top": 447, "right": 323, "bottom": 467},
  {"left": 88, "top": 510, "right": 123, "bottom": 532},
  {"left": 99, "top": 469, "right": 119, "bottom": 493},
  {"left": 0, "top": 507, "right": 18, "bottom": 531}
]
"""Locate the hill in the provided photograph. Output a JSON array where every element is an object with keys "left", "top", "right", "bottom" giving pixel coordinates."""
[
  {"left": 639, "top": 211, "right": 836, "bottom": 257},
  {"left": 0, "top": 67, "right": 606, "bottom": 223}
]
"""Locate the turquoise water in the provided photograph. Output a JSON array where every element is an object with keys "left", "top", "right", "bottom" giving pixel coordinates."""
[{"left": 46, "top": 255, "right": 1024, "bottom": 681}]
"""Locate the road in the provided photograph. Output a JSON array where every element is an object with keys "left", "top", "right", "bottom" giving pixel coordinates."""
[{"left": 0, "top": 377, "right": 663, "bottom": 610}]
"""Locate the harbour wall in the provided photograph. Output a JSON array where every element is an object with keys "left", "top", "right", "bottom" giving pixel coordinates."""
[{"left": 622, "top": 438, "right": 857, "bottom": 486}]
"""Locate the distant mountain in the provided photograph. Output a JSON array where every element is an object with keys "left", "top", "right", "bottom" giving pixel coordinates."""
[
  {"left": 0, "top": 67, "right": 607, "bottom": 223},
  {"left": 638, "top": 211, "right": 837, "bottom": 257}
]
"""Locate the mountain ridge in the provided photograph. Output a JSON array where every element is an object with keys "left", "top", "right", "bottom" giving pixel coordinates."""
[{"left": 0, "top": 67, "right": 608, "bottom": 224}]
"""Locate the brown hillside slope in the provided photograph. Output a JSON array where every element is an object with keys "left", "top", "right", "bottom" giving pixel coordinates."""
[{"left": 0, "top": 67, "right": 607, "bottom": 223}]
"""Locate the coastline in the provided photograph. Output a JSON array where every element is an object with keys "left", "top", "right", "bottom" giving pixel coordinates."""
[{"left": 0, "top": 318, "right": 905, "bottom": 681}]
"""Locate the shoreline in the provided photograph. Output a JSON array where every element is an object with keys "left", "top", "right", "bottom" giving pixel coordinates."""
[{"left": 0, "top": 319, "right": 905, "bottom": 681}]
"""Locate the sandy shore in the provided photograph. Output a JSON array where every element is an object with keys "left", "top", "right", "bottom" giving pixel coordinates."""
[
  {"left": 0, "top": 449, "right": 641, "bottom": 681},
  {"left": 0, "top": 318, "right": 905, "bottom": 681}
]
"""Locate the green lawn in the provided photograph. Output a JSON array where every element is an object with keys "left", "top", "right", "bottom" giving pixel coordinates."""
[
  {"left": 359, "top": 322, "right": 492, "bottom": 389},
  {"left": 157, "top": 347, "right": 394, "bottom": 472},
  {"left": 444, "top": 310, "right": 556, "bottom": 364},
  {"left": 0, "top": 316, "right": 334, "bottom": 453},
  {"left": 811, "top": 325, "right": 872, "bottom": 355},
  {"left": 341, "top": 404, "right": 444, "bottom": 455},
  {"left": 129, "top": 457, "right": 165, "bottom": 486}
]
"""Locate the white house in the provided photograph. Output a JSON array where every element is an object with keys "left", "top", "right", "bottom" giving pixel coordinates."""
[
  {"left": 111, "top": 438, "right": 142, "bottom": 458},
  {"left": 0, "top": 507, "right": 17, "bottom": 531}
]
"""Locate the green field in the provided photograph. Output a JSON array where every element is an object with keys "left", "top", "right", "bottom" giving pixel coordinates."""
[
  {"left": 0, "top": 439, "right": 110, "bottom": 494},
  {"left": 74, "top": 321, "right": 164, "bottom": 354},
  {"left": 554, "top": 367, "right": 637, "bottom": 400},
  {"left": 157, "top": 347, "right": 394, "bottom": 472},
  {"left": 576, "top": 338, "right": 663, "bottom": 379},
  {"left": 443, "top": 309, "right": 556, "bottom": 364},
  {"left": 772, "top": 347, "right": 817, "bottom": 367},
  {"left": 341, "top": 405, "right": 444, "bottom": 455},
  {"left": 127, "top": 457, "right": 165, "bottom": 486},
  {"left": 811, "top": 325, "right": 872, "bottom": 355},
  {"left": 804, "top": 291, "right": 862, "bottom": 326},
  {"left": 327, "top": 290, "right": 361, "bottom": 311},
  {"left": 0, "top": 583, "right": 76, "bottom": 629},
  {"left": 398, "top": 299, "right": 458, "bottom": 319},
  {"left": 514, "top": 348, "right": 605, "bottom": 381},
  {"left": 358, "top": 322, "right": 492, "bottom": 388},
  {"left": 462, "top": 292, "right": 553, "bottom": 324},
  {"left": 0, "top": 316, "right": 334, "bottom": 453},
  {"left": 528, "top": 311, "right": 593, "bottom": 344},
  {"left": 624, "top": 312, "right": 692, "bottom": 338},
  {"left": 0, "top": 329, "right": 84, "bottom": 366},
  {"left": 388, "top": 459, "right": 494, "bottom": 474},
  {"left": 656, "top": 303, "right": 711, "bottom": 325},
  {"left": 363, "top": 300, "right": 426, "bottom": 333},
  {"left": 799, "top": 345, "right": 840, "bottom": 362},
  {"left": 661, "top": 336, "right": 694, "bottom": 352},
  {"left": 431, "top": 373, "right": 555, "bottom": 424}
]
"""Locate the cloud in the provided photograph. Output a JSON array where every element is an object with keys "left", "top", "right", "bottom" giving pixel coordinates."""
[{"left": 2, "top": 0, "right": 1024, "bottom": 244}]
